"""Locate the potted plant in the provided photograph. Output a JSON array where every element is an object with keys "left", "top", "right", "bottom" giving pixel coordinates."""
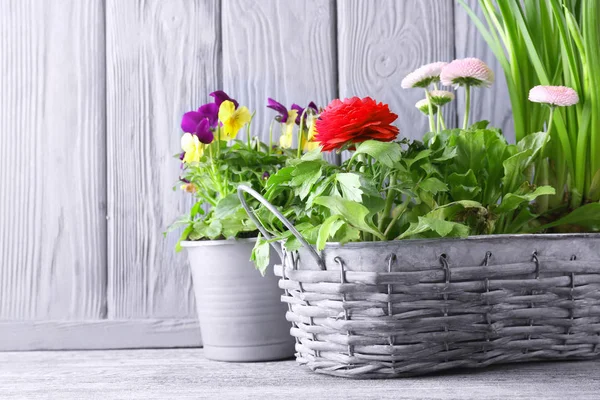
[
  {"left": 238, "top": 59, "right": 600, "bottom": 378},
  {"left": 170, "top": 91, "right": 303, "bottom": 362}
]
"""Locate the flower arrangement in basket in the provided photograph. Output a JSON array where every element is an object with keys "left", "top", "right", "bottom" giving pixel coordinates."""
[
  {"left": 234, "top": 18, "right": 600, "bottom": 377},
  {"left": 171, "top": 1, "right": 600, "bottom": 378}
]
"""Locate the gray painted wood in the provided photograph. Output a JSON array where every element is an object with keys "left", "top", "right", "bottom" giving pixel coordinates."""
[
  {"left": 221, "top": 0, "right": 338, "bottom": 163},
  {"left": 106, "top": 0, "right": 221, "bottom": 320},
  {"left": 0, "top": 349, "right": 599, "bottom": 399},
  {"left": 337, "top": 0, "right": 457, "bottom": 142},
  {"left": 0, "top": 0, "right": 107, "bottom": 320},
  {"left": 454, "top": 0, "right": 515, "bottom": 142},
  {"left": 0, "top": 320, "right": 201, "bottom": 351}
]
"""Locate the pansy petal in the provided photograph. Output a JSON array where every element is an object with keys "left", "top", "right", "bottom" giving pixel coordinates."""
[
  {"left": 197, "top": 103, "right": 219, "bottom": 128},
  {"left": 195, "top": 119, "right": 214, "bottom": 144},
  {"left": 291, "top": 104, "right": 304, "bottom": 125},
  {"left": 181, "top": 111, "right": 203, "bottom": 133},
  {"left": 267, "top": 98, "right": 289, "bottom": 123},
  {"left": 210, "top": 90, "right": 239, "bottom": 108}
]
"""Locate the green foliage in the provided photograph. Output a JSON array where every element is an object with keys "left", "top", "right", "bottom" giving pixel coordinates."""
[
  {"left": 170, "top": 139, "right": 288, "bottom": 250},
  {"left": 252, "top": 128, "right": 560, "bottom": 259},
  {"left": 460, "top": 0, "right": 600, "bottom": 216}
]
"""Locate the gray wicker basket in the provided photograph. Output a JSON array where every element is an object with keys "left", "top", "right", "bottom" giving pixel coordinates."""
[{"left": 238, "top": 185, "right": 600, "bottom": 378}]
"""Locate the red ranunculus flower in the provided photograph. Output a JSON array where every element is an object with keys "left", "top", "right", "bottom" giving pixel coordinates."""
[{"left": 314, "top": 97, "right": 399, "bottom": 152}]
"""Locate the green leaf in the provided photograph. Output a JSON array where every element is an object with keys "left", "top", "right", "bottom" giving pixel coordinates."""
[
  {"left": 405, "top": 149, "right": 432, "bottom": 169},
  {"left": 497, "top": 185, "right": 556, "bottom": 213},
  {"left": 448, "top": 170, "right": 481, "bottom": 201},
  {"left": 536, "top": 203, "right": 600, "bottom": 231},
  {"left": 251, "top": 237, "right": 271, "bottom": 275},
  {"left": 588, "top": 169, "right": 600, "bottom": 201},
  {"left": 426, "top": 200, "right": 486, "bottom": 221},
  {"left": 336, "top": 173, "right": 363, "bottom": 202},
  {"left": 469, "top": 120, "right": 490, "bottom": 130},
  {"left": 175, "top": 225, "right": 194, "bottom": 252},
  {"left": 351, "top": 140, "right": 401, "bottom": 168},
  {"left": 214, "top": 194, "right": 241, "bottom": 219},
  {"left": 300, "top": 148, "right": 324, "bottom": 161},
  {"left": 419, "top": 177, "right": 448, "bottom": 195},
  {"left": 316, "top": 215, "right": 342, "bottom": 251},
  {"left": 314, "top": 196, "right": 385, "bottom": 240},
  {"left": 291, "top": 161, "right": 323, "bottom": 200},
  {"left": 190, "top": 202, "right": 204, "bottom": 217},
  {"left": 399, "top": 217, "right": 470, "bottom": 239}
]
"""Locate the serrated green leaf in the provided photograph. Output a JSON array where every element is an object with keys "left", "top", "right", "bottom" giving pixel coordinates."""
[
  {"left": 351, "top": 140, "right": 402, "bottom": 167},
  {"left": 251, "top": 237, "right": 271, "bottom": 275},
  {"left": 336, "top": 173, "right": 363, "bottom": 202},
  {"left": 419, "top": 177, "right": 448, "bottom": 194},
  {"left": 314, "top": 196, "right": 385, "bottom": 240},
  {"left": 399, "top": 217, "right": 470, "bottom": 239}
]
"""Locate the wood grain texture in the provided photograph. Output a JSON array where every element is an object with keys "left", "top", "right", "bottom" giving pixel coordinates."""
[
  {"left": 454, "top": 0, "right": 515, "bottom": 142},
  {"left": 337, "top": 0, "right": 457, "bottom": 142},
  {"left": 106, "top": 0, "right": 220, "bottom": 319},
  {"left": 222, "top": 0, "right": 338, "bottom": 163},
  {"left": 0, "top": 0, "right": 106, "bottom": 319},
  {"left": 0, "top": 320, "right": 201, "bottom": 351},
  {"left": 1, "top": 349, "right": 599, "bottom": 399}
]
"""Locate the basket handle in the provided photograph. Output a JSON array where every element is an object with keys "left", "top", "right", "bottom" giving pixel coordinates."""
[{"left": 237, "top": 184, "right": 324, "bottom": 268}]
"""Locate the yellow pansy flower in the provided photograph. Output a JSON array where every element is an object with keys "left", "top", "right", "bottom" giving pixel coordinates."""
[
  {"left": 279, "top": 133, "right": 293, "bottom": 149},
  {"left": 302, "top": 115, "right": 320, "bottom": 152},
  {"left": 278, "top": 109, "right": 297, "bottom": 149},
  {"left": 218, "top": 100, "right": 251, "bottom": 140},
  {"left": 181, "top": 133, "right": 203, "bottom": 163}
]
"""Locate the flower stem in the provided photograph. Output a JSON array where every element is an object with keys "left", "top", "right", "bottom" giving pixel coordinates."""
[
  {"left": 425, "top": 90, "right": 435, "bottom": 133},
  {"left": 436, "top": 106, "right": 441, "bottom": 132},
  {"left": 378, "top": 173, "right": 396, "bottom": 233},
  {"left": 463, "top": 85, "right": 471, "bottom": 129},
  {"left": 268, "top": 120, "right": 274, "bottom": 156},
  {"left": 246, "top": 112, "right": 255, "bottom": 150},
  {"left": 383, "top": 197, "right": 409, "bottom": 238},
  {"left": 216, "top": 125, "right": 222, "bottom": 158},
  {"left": 439, "top": 112, "right": 447, "bottom": 130}
]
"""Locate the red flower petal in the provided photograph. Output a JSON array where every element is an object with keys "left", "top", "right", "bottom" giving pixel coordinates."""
[{"left": 314, "top": 97, "right": 399, "bottom": 151}]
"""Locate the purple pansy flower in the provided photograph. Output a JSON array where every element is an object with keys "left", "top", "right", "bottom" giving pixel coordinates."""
[
  {"left": 180, "top": 113, "right": 214, "bottom": 144},
  {"left": 262, "top": 171, "right": 270, "bottom": 180},
  {"left": 197, "top": 102, "right": 219, "bottom": 128},
  {"left": 291, "top": 102, "right": 319, "bottom": 125},
  {"left": 267, "top": 98, "right": 289, "bottom": 123},
  {"left": 210, "top": 90, "right": 239, "bottom": 109}
]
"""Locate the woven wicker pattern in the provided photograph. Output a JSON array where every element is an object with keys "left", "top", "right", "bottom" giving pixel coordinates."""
[{"left": 275, "top": 235, "right": 600, "bottom": 378}]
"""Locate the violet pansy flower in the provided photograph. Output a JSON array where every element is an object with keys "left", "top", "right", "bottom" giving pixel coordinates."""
[
  {"left": 180, "top": 112, "right": 214, "bottom": 144},
  {"left": 210, "top": 90, "right": 239, "bottom": 109},
  {"left": 267, "top": 98, "right": 290, "bottom": 123},
  {"left": 197, "top": 102, "right": 219, "bottom": 128},
  {"left": 291, "top": 102, "right": 319, "bottom": 125}
]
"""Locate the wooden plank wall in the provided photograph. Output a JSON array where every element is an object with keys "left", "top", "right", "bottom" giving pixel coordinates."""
[{"left": 0, "top": 0, "right": 512, "bottom": 350}]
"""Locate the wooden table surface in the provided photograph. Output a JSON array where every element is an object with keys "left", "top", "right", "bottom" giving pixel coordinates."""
[{"left": 1, "top": 349, "right": 599, "bottom": 399}]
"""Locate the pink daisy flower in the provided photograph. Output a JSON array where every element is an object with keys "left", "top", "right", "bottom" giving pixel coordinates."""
[
  {"left": 401, "top": 62, "right": 448, "bottom": 89},
  {"left": 429, "top": 90, "right": 455, "bottom": 106},
  {"left": 440, "top": 58, "right": 494, "bottom": 87},
  {"left": 528, "top": 85, "right": 579, "bottom": 107}
]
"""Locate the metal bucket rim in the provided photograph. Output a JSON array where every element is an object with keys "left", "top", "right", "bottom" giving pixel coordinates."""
[
  {"left": 318, "top": 233, "right": 600, "bottom": 249},
  {"left": 180, "top": 238, "right": 257, "bottom": 247}
]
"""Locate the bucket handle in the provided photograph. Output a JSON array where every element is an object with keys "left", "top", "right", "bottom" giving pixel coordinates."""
[{"left": 237, "top": 184, "right": 324, "bottom": 269}]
